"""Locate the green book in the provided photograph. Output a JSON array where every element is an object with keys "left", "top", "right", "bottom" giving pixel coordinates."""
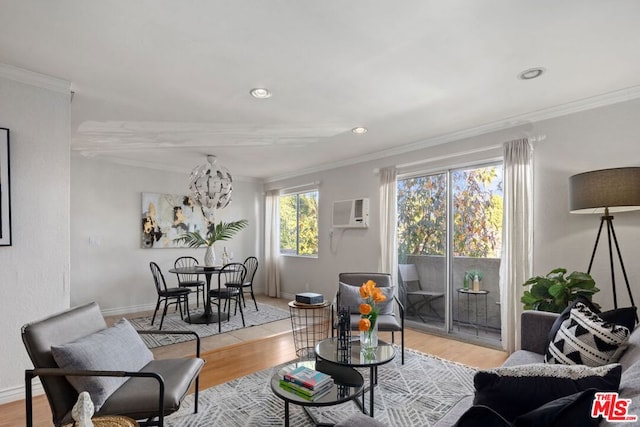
[{"left": 279, "top": 380, "right": 332, "bottom": 400}]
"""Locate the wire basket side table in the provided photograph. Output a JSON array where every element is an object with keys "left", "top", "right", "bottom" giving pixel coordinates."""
[{"left": 288, "top": 300, "right": 332, "bottom": 359}]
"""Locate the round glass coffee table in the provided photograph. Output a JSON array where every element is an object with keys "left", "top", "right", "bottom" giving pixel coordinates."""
[
  {"left": 315, "top": 337, "right": 396, "bottom": 417},
  {"left": 270, "top": 360, "right": 364, "bottom": 427}
]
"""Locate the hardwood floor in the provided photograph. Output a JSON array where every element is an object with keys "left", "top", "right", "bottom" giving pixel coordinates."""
[{"left": 1, "top": 296, "right": 507, "bottom": 427}]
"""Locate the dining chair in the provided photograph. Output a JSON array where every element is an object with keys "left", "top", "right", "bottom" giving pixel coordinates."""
[
  {"left": 209, "top": 263, "right": 247, "bottom": 332},
  {"left": 226, "top": 256, "right": 259, "bottom": 310},
  {"left": 174, "top": 256, "right": 206, "bottom": 308},
  {"left": 149, "top": 262, "right": 192, "bottom": 329}
]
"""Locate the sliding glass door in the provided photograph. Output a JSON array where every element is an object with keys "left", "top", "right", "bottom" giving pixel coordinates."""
[{"left": 397, "top": 162, "right": 503, "bottom": 344}]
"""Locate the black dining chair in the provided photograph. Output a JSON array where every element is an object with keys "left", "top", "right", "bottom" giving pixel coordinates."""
[
  {"left": 209, "top": 263, "right": 247, "bottom": 332},
  {"left": 150, "top": 262, "right": 192, "bottom": 329},
  {"left": 225, "top": 256, "right": 259, "bottom": 311},
  {"left": 174, "top": 256, "right": 206, "bottom": 308}
]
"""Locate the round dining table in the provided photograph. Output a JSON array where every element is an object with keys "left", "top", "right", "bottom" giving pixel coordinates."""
[{"left": 168, "top": 265, "right": 228, "bottom": 330}]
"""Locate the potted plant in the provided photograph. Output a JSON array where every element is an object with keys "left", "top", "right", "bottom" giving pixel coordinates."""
[
  {"left": 174, "top": 219, "right": 248, "bottom": 266},
  {"left": 521, "top": 267, "right": 599, "bottom": 313}
]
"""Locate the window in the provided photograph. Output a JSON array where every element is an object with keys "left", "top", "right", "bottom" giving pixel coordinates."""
[{"left": 279, "top": 190, "right": 318, "bottom": 256}]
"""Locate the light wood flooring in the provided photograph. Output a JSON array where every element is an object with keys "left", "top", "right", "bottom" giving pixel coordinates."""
[{"left": 0, "top": 295, "right": 508, "bottom": 427}]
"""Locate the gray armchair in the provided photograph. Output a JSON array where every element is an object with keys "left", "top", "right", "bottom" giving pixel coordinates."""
[
  {"left": 22, "top": 302, "right": 204, "bottom": 427},
  {"left": 334, "top": 272, "right": 405, "bottom": 364}
]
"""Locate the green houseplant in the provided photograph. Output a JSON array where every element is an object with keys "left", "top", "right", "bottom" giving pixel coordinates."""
[
  {"left": 174, "top": 219, "right": 248, "bottom": 266},
  {"left": 521, "top": 267, "right": 599, "bottom": 313}
]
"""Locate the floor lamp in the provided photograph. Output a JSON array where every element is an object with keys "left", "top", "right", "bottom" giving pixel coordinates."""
[{"left": 569, "top": 167, "right": 640, "bottom": 309}]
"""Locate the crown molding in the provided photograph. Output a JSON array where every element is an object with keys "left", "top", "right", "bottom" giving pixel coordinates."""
[
  {"left": 264, "top": 85, "right": 640, "bottom": 183},
  {"left": 0, "top": 63, "right": 70, "bottom": 94}
]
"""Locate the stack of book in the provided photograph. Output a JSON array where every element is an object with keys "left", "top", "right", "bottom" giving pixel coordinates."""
[{"left": 278, "top": 365, "right": 334, "bottom": 401}]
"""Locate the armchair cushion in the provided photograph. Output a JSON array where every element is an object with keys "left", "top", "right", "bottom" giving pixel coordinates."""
[
  {"left": 339, "top": 282, "right": 395, "bottom": 315},
  {"left": 51, "top": 318, "right": 154, "bottom": 410}
]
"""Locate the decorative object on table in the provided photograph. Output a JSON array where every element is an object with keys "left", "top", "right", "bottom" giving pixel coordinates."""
[
  {"left": 282, "top": 365, "right": 333, "bottom": 391},
  {"left": 295, "top": 292, "right": 324, "bottom": 305},
  {"left": 71, "top": 391, "right": 94, "bottom": 427},
  {"left": 0, "top": 128, "right": 11, "bottom": 246},
  {"left": 337, "top": 307, "right": 351, "bottom": 363},
  {"left": 173, "top": 219, "right": 248, "bottom": 266},
  {"left": 569, "top": 167, "right": 640, "bottom": 310},
  {"left": 188, "top": 154, "right": 233, "bottom": 223},
  {"left": 358, "top": 279, "right": 387, "bottom": 359},
  {"left": 140, "top": 192, "right": 206, "bottom": 249},
  {"left": 521, "top": 267, "right": 599, "bottom": 313}
]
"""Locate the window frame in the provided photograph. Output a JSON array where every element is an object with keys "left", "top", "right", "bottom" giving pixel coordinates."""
[{"left": 278, "top": 188, "right": 319, "bottom": 258}]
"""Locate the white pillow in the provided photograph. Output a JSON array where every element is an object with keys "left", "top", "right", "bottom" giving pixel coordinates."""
[{"left": 51, "top": 318, "right": 154, "bottom": 410}]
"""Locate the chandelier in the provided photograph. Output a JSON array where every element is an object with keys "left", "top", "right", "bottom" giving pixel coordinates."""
[{"left": 189, "top": 155, "right": 233, "bottom": 223}]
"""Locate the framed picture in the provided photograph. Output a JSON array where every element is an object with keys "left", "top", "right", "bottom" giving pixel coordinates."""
[
  {"left": 141, "top": 192, "right": 207, "bottom": 248},
  {"left": 0, "top": 128, "right": 11, "bottom": 246}
]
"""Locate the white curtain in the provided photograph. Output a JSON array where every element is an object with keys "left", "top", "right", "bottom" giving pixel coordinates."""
[
  {"left": 378, "top": 167, "right": 397, "bottom": 283},
  {"left": 500, "top": 138, "right": 533, "bottom": 353},
  {"left": 264, "top": 189, "right": 281, "bottom": 297}
]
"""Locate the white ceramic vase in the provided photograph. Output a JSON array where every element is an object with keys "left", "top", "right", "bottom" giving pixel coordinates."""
[{"left": 204, "top": 245, "right": 216, "bottom": 266}]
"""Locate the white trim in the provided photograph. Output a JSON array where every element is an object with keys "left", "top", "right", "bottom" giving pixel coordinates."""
[
  {"left": 100, "top": 302, "right": 157, "bottom": 317},
  {"left": 265, "top": 86, "right": 640, "bottom": 182},
  {"left": 0, "top": 63, "right": 70, "bottom": 94},
  {"left": 0, "top": 381, "right": 44, "bottom": 405}
]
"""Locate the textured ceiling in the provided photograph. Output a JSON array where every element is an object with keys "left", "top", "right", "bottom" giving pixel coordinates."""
[{"left": 1, "top": 1, "right": 640, "bottom": 180}]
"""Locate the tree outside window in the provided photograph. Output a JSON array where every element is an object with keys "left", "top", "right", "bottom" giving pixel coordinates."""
[
  {"left": 279, "top": 190, "right": 318, "bottom": 256},
  {"left": 397, "top": 165, "right": 503, "bottom": 260}
]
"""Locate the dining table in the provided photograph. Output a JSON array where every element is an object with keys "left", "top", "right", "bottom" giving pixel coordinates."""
[{"left": 168, "top": 265, "right": 228, "bottom": 330}]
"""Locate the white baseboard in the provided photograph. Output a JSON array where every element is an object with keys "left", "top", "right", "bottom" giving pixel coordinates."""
[
  {"left": 0, "top": 380, "right": 43, "bottom": 405},
  {"left": 100, "top": 302, "right": 156, "bottom": 317}
]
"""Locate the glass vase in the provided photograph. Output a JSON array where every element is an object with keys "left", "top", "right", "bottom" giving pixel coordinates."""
[{"left": 360, "top": 320, "right": 378, "bottom": 360}]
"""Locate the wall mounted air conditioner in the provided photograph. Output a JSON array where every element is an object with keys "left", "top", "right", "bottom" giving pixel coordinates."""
[{"left": 332, "top": 198, "right": 369, "bottom": 228}]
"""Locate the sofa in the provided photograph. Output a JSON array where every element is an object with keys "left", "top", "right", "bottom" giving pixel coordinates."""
[{"left": 434, "top": 309, "right": 640, "bottom": 426}]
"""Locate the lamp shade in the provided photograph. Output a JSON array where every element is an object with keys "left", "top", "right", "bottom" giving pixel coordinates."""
[{"left": 569, "top": 167, "right": 640, "bottom": 214}]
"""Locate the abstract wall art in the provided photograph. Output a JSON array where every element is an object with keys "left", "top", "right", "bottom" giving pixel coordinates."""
[{"left": 141, "top": 192, "right": 207, "bottom": 248}]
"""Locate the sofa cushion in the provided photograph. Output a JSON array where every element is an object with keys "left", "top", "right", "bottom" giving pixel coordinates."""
[
  {"left": 456, "top": 389, "right": 600, "bottom": 427},
  {"left": 472, "top": 363, "right": 621, "bottom": 422},
  {"left": 339, "top": 282, "right": 395, "bottom": 315},
  {"left": 546, "top": 296, "right": 636, "bottom": 352},
  {"left": 51, "top": 318, "right": 154, "bottom": 410},
  {"left": 546, "top": 302, "right": 630, "bottom": 366}
]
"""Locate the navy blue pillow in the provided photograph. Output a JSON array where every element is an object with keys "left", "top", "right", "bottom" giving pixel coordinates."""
[{"left": 472, "top": 363, "right": 621, "bottom": 422}]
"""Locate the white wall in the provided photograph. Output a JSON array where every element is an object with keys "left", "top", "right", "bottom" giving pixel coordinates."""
[
  {"left": 70, "top": 155, "right": 264, "bottom": 314},
  {"left": 268, "top": 98, "right": 640, "bottom": 312},
  {"left": 0, "top": 69, "right": 71, "bottom": 401}
]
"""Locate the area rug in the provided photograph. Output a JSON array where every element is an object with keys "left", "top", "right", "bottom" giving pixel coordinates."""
[
  {"left": 165, "top": 347, "right": 477, "bottom": 426},
  {"left": 128, "top": 303, "right": 290, "bottom": 348}
]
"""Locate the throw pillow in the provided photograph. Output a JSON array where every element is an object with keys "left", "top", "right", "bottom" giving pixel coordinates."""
[
  {"left": 546, "top": 296, "right": 637, "bottom": 353},
  {"left": 338, "top": 282, "right": 395, "bottom": 315},
  {"left": 472, "top": 363, "right": 621, "bottom": 422},
  {"left": 546, "top": 302, "right": 631, "bottom": 366},
  {"left": 512, "top": 388, "right": 600, "bottom": 427},
  {"left": 51, "top": 318, "right": 154, "bottom": 410}
]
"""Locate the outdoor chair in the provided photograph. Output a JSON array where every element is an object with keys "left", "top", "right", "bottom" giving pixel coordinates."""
[
  {"left": 22, "top": 302, "right": 203, "bottom": 427},
  {"left": 398, "top": 263, "right": 444, "bottom": 322},
  {"left": 333, "top": 272, "right": 405, "bottom": 364}
]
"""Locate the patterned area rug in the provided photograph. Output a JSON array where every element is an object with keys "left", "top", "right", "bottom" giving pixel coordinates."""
[
  {"left": 128, "top": 303, "right": 290, "bottom": 348},
  {"left": 165, "top": 347, "right": 476, "bottom": 426}
]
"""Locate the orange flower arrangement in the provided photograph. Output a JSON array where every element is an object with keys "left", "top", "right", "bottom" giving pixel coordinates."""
[{"left": 358, "top": 279, "right": 387, "bottom": 333}]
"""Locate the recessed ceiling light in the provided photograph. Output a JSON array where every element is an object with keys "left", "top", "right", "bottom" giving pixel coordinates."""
[
  {"left": 352, "top": 127, "right": 368, "bottom": 134},
  {"left": 250, "top": 88, "right": 272, "bottom": 99},
  {"left": 518, "top": 68, "right": 545, "bottom": 80}
]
